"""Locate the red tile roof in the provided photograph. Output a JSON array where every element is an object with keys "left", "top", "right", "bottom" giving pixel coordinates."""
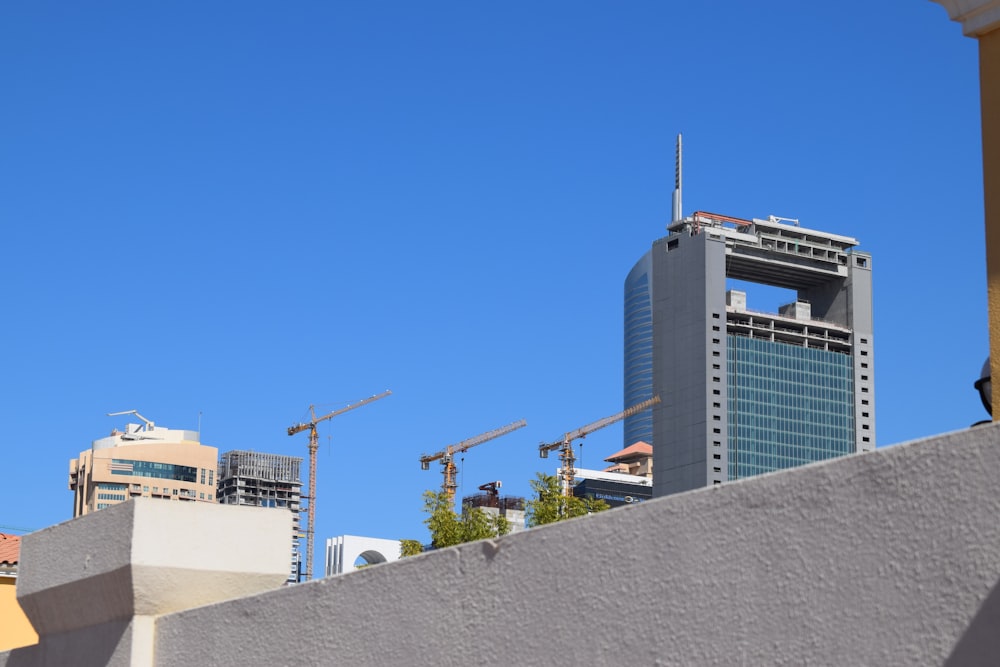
[
  {"left": 0, "top": 533, "right": 20, "bottom": 566},
  {"left": 604, "top": 441, "right": 652, "bottom": 463}
]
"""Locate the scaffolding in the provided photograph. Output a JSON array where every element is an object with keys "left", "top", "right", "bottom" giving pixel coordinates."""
[{"left": 462, "top": 492, "right": 527, "bottom": 533}]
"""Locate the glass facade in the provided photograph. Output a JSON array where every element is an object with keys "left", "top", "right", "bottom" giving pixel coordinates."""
[
  {"left": 623, "top": 252, "right": 654, "bottom": 446},
  {"left": 727, "top": 335, "right": 854, "bottom": 480},
  {"left": 111, "top": 459, "right": 198, "bottom": 482}
]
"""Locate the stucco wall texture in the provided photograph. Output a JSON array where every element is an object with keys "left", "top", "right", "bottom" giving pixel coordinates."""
[{"left": 152, "top": 424, "right": 1000, "bottom": 666}]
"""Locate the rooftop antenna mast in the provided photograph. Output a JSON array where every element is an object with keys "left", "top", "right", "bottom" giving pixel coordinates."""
[{"left": 672, "top": 133, "right": 683, "bottom": 223}]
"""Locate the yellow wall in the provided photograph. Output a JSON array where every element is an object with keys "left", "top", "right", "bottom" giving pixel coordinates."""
[
  {"left": 0, "top": 578, "right": 37, "bottom": 651},
  {"left": 982, "top": 28, "right": 1000, "bottom": 419}
]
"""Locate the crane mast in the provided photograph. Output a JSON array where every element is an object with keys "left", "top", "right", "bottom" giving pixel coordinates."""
[
  {"left": 287, "top": 390, "right": 391, "bottom": 581},
  {"left": 539, "top": 395, "right": 661, "bottom": 497},
  {"left": 420, "top": 419, "right": 527, "bottom": 503}
]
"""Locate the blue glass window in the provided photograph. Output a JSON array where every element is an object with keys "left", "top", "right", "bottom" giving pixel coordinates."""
[{"left": 727, "top": 335, "right": 855, "bottom": 480}]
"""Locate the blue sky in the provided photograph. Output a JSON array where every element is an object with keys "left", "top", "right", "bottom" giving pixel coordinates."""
[{"left": 0, "top": 2, "right": 986, "bottom": 552}]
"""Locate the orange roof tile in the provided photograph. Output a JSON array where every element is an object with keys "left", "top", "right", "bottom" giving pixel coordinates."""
[
  {"left": 0, "top": 533, "right": 20, "bottom": 566},
  {"left": 604, "top": 441, "right": 653, "bottom": 463}
]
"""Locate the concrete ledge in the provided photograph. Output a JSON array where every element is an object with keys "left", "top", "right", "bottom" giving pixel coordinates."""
[
  {"left": 154, "top": 425, "right": 1000, "bottom": 665},
  {"left": 931, "top": 0, "right": 1000, "bottom": 37},
  {"left": 2, "top": 499, "right": 291, "bottom": 667}
]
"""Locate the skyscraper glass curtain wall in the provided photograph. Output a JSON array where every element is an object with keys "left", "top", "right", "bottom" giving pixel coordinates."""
[
  {"left": 623, "top": 251, "right": 654, "bottom": 447},
  {"left": 726, "top": 335, "right": 855, "bottom": 480}
]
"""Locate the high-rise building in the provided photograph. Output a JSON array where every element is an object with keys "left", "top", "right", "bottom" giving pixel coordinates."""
[
  {"left": 69, "top": 414, "right": 218, "bottom": 517},
  {"left": 626, "top": 209, "right": 874, "bottom": 498},
  {"left": 217, "top": 450, "right": 303, "bottom": 583},
  {"left": 624, "top": 253, "right": 655, "bottom": 448}
]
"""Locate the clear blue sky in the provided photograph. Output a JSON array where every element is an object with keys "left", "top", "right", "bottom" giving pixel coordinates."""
[{"left": 0, "top": 2, "right": 986, "bottom": 549}]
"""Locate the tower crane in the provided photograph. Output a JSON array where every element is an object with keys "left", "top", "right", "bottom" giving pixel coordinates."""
[
  {"left": 539, "top": 395, "right": 661, "bottom": 497},
  {"left": 287, "top": 390, "right": 391, "bottom": 581},
  {"left": 420, "top": 419, "right": 527, "bottom": 503},
  {"left": 479, "top": 480, "right": 502, "bottom": 501}
]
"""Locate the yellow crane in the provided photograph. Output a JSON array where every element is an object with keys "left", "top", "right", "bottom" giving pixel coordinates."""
[
  {"left": 539, "top": 396, "right": 661, "bottom": 497},
  {"left": 287, "top": 390, "right": 391, "bottom": 580},
  {"left": 420, "top": 419, "right": 527, "bottom": 503}
]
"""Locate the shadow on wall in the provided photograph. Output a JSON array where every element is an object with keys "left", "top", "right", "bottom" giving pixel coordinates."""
[
  {"left": 2, "top": 618, "right": 129, "bottom": 667},
  {"left": 946, "top": 574, "right": 1000, "bottom": 665}
]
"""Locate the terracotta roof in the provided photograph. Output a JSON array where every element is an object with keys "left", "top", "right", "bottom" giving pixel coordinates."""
[
  {"left": 0, "top": 533, "right": 20, "bottom": 566},
  {"left": 604, "top": 441, "right": 653, "bottom": 463}
]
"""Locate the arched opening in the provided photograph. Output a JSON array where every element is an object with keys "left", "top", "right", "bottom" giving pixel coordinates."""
[{"left": 353, "top": 550, "right": 388, "bottom": 569}]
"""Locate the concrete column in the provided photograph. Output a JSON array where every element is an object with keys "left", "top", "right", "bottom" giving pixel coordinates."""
[
  {"left": 931, "top": 1, "right": 1000, "bottom": 417},
  {"left": 0, "top": 499, "right": 291, "bottom": 667},
  {"left": 983, "top": 27, "right": 1000, "bottom": 418}
]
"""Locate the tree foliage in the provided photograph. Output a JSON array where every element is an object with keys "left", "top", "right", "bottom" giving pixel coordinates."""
[
  {"left": 422, "top": 490, "right": 511, "bottom": 549},
  {"left": 399, "top": 539, "right": 423, "bottom": 557},
  {"left": 526, "top": 473, "right": 610, "bottom": 527}
]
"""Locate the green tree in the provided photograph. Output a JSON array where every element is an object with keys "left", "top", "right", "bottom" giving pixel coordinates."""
[
  {"left": 422, "top": 490, "right": 511, "bottom": 549},
  {"left": 400, "top": 539, "right": 423, "bottom": 557},
  {"left": 526, "top": 473, "right": 610, "bottom": 527}
]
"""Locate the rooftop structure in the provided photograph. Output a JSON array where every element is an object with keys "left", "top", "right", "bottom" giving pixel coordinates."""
[
  {"left": 0, "top": 534, "right": 37, "bottom": 652},
  {"left": 68, "top": 413, "right": 218, "bottom": 517},
  {"left": 325, "top": 535, "right": 402, "bottom": 575},
  {"left": 462, "top": 482, "right": 527, "bottom": 534},
  {"left": 217, "top": 450, "right": 303, "bottom": 583},
  {"left": 602, "top": 441, "right": 653, "bottom": 478},
  {"left": 570, "top": 440, "right": 655, "bottom": 507},
  {"left": 0, "top": 535, "right": 18, "bottom": 578}
]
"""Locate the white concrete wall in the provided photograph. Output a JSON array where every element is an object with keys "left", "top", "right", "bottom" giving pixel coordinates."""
[
  {"left": 5, "top": 425, "right": 1000, "bottom": 665},
  {"left": 155, "top": 425, "right": 1000, "bottom": 666},
  {"left": 2, "top": 500, "right": 291, "bottom": 667},
  {"left": 325, "top": 535, "right": 402, "bottom": 575}
]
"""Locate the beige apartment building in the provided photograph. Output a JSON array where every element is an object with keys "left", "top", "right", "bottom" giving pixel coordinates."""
[{"left": 69, "top": 412, "right": 218, "bottom": 517}]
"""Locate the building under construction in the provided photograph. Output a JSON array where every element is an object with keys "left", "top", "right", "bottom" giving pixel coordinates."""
[
  {"left": 217, "top": 450, "right": 303, "bottom": 583},
  {"left": 462, "top": 482, "right": 527, "bottom": 533}
]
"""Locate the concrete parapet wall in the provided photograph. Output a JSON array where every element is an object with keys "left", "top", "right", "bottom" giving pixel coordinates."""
[
  {"left": 4, "top": 426, "right": 1000, "bottom": 665},
  {"left": 155, "top": 425, "right": 1000, "bottom": 666},
  {"left": 1, "top": 500, "right": 291, "bottom": 667}
]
